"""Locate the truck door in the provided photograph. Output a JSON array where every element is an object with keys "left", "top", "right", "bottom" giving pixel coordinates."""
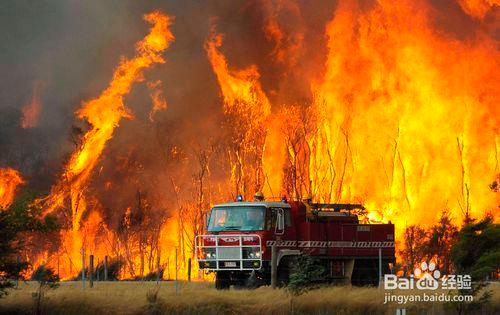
[{"left": 268, "top": 207, "right": 296, "bottom": 247}]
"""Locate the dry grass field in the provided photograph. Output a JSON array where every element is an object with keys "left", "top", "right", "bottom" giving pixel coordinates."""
[{"left": 0, "top": 281, "right": 498, "bottom": 315}]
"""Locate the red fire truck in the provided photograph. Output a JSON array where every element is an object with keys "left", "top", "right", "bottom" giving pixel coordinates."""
[{"left": 195, "top": 196, "right": 395, "bottom": 289}]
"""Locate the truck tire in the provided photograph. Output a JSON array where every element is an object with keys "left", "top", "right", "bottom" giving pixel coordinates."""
[
  {"left": 351, "top": 259, "right": 378, "bottom": 286},
  {"left": 215, "top": 271, "right": 230, "bottom": 290}
]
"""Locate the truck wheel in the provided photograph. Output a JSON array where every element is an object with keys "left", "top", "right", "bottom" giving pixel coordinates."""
[
  {"left": 351, "top": 260, "right": 378, "bottom": 286},
  {"left": 215, "top": 271, "right": 230, "bottom": 290}
]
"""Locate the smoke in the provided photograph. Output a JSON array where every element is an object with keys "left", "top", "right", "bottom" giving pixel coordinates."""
[{"left": 0, "top": 0, "right": 325, "bottom": 202}]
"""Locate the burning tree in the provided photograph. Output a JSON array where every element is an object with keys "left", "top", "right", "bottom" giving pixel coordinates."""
[
  {"left": 422, "top": 210, "right": 459, "bottom": 274},
  {"left": 0, "top": 168, "right": 25, "bottom": 210},
  {"left": 279, "top": 104, "right": 317, "bottom": 200},
  {"left": 206, "top": 25, "right": 272, "bottom": 200},
  {"left": 118, "top": 191, "right": 166, "bottom": 279},
  {"left": 400, "top": 225, "right": 428, "bottom": 275}
]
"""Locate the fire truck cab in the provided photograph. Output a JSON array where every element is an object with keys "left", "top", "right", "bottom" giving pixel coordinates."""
[{"left": 196, "top": 197, "right": 395, "bottom": 289}]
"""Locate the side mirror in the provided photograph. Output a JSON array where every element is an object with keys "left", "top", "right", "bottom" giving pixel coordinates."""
[
  {"left": 204, "top": 210, "right": 211, "bottom": 230},
  {"left": 275, "top": 208, "right": 284, "bottom": 235}
]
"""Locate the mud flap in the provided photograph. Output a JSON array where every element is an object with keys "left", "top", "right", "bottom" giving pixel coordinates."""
[{"left": 344, "top": 259, "right": 355, "bottom": 285}]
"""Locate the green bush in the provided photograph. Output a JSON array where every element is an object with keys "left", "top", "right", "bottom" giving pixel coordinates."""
[{"left": 287, "top": 254, "right": 326, "bottom": 296}]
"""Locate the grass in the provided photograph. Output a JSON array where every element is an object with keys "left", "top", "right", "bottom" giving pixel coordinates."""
[{"left": 1, "top": 281, "right": 499, "bottom": 315}]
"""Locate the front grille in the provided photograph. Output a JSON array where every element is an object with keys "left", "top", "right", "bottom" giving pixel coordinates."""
[
  {"left": 195, "top": 234, "right": 262, "bottom": 270},
  {"left": 218, "top": 247, "right": 240, "bottom": 259}
]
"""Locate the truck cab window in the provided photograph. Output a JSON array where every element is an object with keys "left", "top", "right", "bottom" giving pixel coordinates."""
[{"left": 267, "top": 208, "right": 291, "bottom": 229}]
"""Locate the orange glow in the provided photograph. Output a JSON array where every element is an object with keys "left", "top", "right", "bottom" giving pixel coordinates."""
[
  {"left": 0, "top": 168, "right": 25, "bottom": 209},
  {"left": 262, "top": 0, "right": 304, "bottom": 67},
  {"left": 148, "top": 80, "right": 168, "bottom": 121},
  {"left": 20, "top": 81, "right": 44, "bottom": 129},
  {"left": 458, "top": 0, "right": 499, "bottom": 18}
]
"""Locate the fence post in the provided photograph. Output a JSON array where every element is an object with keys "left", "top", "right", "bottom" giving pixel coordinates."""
[
  {"left": 89, "top": 255, "right": 94, "bottom": 288},
  {"left": 104, "top": 255, "right": 108, "bottom": 281},
  {"left": 81, "top": 248, "right": 85, "bottom": 290},
  {"left": 187, "top": 258, "right": 192, "bottom": 282},
  {"left": 271, "top": 245, "right": 277, "bottom": 289},
  {"left": 166, "top": 257, "right": 170, "bottom": 280},
  {"left": 16, "top": 256, "right": 20, "bottom": 288},
  {"left": 175, "top": 247, "right": 179, "bottom": 294},
  {"left": 156, "top": 254, "right": 160, "bottom": 283}
]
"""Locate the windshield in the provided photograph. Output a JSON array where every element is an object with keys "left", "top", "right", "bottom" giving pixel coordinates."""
[{"left": 208, "top": 206, "right": 265, "bottom": 232}]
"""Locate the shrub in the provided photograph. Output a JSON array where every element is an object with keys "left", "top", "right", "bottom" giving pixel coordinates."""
[
  {"left": 31, "top": 265, "right": 59, "bottom": 315},
  {"left": 287, "top": 254, "right": 326, "bottom": 296}
]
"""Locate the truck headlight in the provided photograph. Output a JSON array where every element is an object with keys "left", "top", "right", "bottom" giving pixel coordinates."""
[
  {"left": 203, "top": 248, "right": 216, "bottom": 259},
  {"left": 244, "top": 247, "right": 261, "bottom": 259}
]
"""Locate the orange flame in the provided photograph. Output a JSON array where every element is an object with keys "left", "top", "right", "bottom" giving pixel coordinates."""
[
  {"left": 309, "top": 0, "right": 499, "bottom": 233},
  {"left": 206, "top": 1, "right": 498, "bottom": 233},
  {"left": 206, "top": 24, "right": 275, "bottom": 198},
  {"left": 36, "top": 11, "right": 174, "bottom": 279},
  {"left": 43, "top": 11, "right": 174, "bottom": 218},
  {"left": 205, "top": 26, "right": 271, "bottom": 116},
  {"left": 0, "top": 168, "right": 25, "bottom": 210}
]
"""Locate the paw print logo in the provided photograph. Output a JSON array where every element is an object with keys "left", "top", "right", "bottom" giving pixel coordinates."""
[
  {"left": 414, "top": 261, "right": 441, "bottom": 290},
  {"left": 414, "top": 261, "right": 441, "bottom": 279}
]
